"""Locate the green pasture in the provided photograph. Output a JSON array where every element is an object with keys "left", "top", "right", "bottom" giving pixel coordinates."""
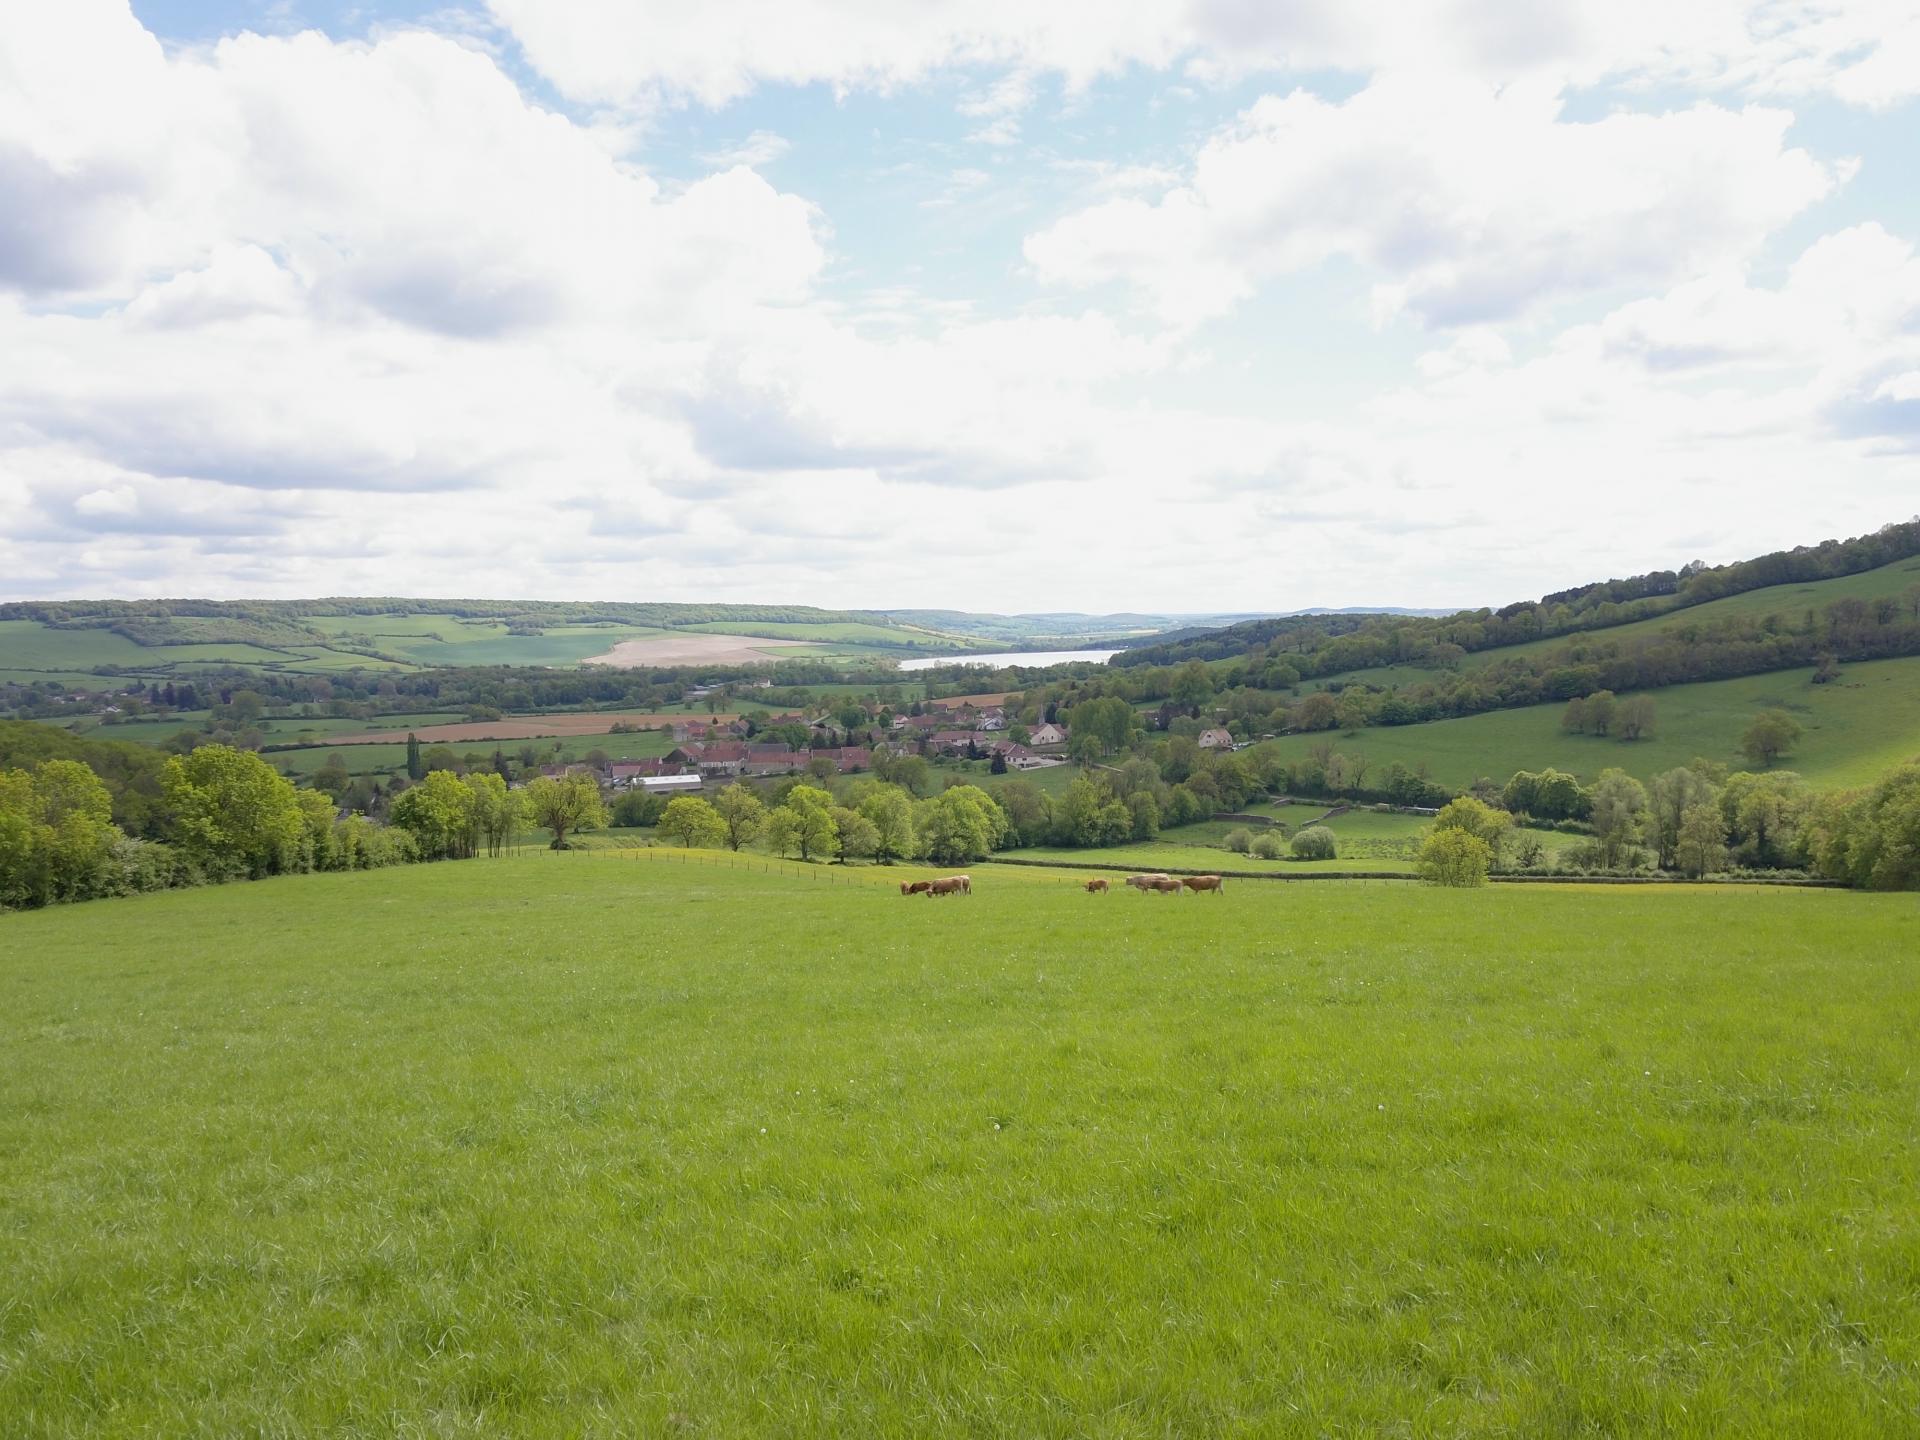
[
  {"left": 3, "top": 859, "right": 1916, "bottom": 1434},
  {"left": 1262, "top": 656, "right": 1920, "bottom": 791},
  {"left": 267, "top": 728, "right": 676, "bottom": 778},
  {"left": 0, "top": 621, "right": 154, "bottom": 671},
  {"left": 0, "top": 670, "right": 131, "bottom": 689}
]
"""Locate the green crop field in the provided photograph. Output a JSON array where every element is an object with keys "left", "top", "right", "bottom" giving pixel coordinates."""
[
  {"left": 681, "top": 620, "right": 956, "bottom": 649},
  {"left": 302, "top": 614, "right": 674, "bottom": 668},
  {"left": 0, "top": 621, "right": 158, "bottom": 671},
  {"left": 2, "top": 857, "right": 1915, "bottom": 1435},
  {"left": 1262, "top": 656, "right": 1920, "bottom": 791}
]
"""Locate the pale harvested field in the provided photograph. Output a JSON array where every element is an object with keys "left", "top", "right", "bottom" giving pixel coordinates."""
[
  {"left": 583, "top": 633, "right": 810, "bottom": 666},
  {"left": 335, "top": 713, "right": 735, "bottom": 746}
]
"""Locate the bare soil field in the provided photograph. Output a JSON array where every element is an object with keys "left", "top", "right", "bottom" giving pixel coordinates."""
[{"left": 583, "top": 634, "right": 811, "bottom": 666}]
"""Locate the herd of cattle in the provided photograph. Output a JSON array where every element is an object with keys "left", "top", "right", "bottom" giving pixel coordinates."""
[{"left": 899, "top": 872, "right": 1223, "bottom": 897}]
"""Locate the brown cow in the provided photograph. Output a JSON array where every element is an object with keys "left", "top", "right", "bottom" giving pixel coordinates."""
[
  {"left": 1181, "top": 875, "right": 1225, "bottom": 894},
  {"left": 1124, "top": 872, "right": 1171, "bottom": 891},
  {"left": 900, "top": 880, "right": 932, "bottom": 896},
  {"left": 1148, "top": 877, "right": 1184, "bottom": 894},
  {"left": 926, "top": 876, "right": 970, "bottom": 897},
  {"left": 1084, "top": 878, "right": 1110, "bottom": 893}
]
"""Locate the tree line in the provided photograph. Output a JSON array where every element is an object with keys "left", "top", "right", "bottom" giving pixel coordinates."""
[{"left": 1115, "top": 518, "right": 1920, "bottom": 677}]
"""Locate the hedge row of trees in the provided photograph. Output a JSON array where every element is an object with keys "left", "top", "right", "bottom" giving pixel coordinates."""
[
  {"left": 653, "top": 780, "right": 1009, "bottom": 865},
  {"left": 1, "top": 746, "right": 420, "bottom": 910}
]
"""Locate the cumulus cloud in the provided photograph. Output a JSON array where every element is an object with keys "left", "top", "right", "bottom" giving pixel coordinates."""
[{"left": 1026, "top": 78, "right": 1842, "bottom": 327}]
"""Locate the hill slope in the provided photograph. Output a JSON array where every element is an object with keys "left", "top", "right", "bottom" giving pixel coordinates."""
[
  {"left": 3, "top": 857, "right": 1916, "bottom": 1433},
  {"left": 1265, "top": 655, "right": 1920, "bottom": 790}
]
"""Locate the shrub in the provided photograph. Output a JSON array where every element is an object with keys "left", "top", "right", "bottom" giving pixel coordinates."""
[
  {"left": 1249, "top": 830, "right": 1285, "bottom": 860},
  {"left": 1418, "top": 828, "right": 1490, "bottom": 886},
  {"left": 1223, "top": 827, "right": 1254, "bottom": 854},
  {"left": 1292, "top": 826, "right": 1337, "bottom": 860}
]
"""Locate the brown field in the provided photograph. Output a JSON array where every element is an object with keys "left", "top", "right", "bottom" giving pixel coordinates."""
[
  {"left": 334, "top": 713, "right": 736, "bottom": 746},
  {"left": 583, "top": 634, "right": 810, "bottom": 666}
]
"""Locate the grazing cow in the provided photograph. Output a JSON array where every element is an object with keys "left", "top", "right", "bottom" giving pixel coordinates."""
[
  {"left": 1148, "top": 877, "right": 1184, "bottom": 894},
  {"left": 927, "top": 876, "right": 970, "bottom": 897},
  {"left": 1181, "top": 875, "right": 1225, "bottom": 895},
  {"left": 1124, "top": 872, "right": 1171, "bottom": 891},
  {"left": 1084, "top": 878, "right": 1110, "bottom": 893},
  {"left": 900, "top": 880, "right": 932, "bottom": 896}
]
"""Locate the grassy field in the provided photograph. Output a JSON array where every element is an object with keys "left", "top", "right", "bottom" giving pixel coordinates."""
[
  {"left": 2, "top": 857, "right": 1914, "bottom": 1434},
  {"left": 1013, "top": 809, "right": 1496, "bottom": 874},
  {"left": 1262, "top": 656, "right": 1920, "bottom": 790},
  {"left": 266, "top": 728, "right": 678, "bottom": 778}
]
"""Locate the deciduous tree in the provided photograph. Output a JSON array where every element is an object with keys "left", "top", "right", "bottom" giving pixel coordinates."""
[
  {"left": 711, "top": 783, "right": 766, "bottom": 851},
  {"left": 522, "top": 773, "right": 608, "bottom": 850}
]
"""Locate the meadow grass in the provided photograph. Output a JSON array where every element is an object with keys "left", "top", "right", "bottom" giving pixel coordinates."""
[
  {"left": 1260, "top": 656, "right": 1920, "bottom": 791},
  {"left": 2, "top": 858, "right": 1915, "bottom": 1436}
]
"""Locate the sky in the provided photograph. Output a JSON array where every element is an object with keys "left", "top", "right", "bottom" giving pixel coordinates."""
[{"left": 2, "top": 2, "right": 1918, "bottom": 613}]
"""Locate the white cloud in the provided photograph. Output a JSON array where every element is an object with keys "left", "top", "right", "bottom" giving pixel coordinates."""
[
  {"left": 0, "top": 2, "right": 1915, "bottom": 613},
  {"left": 483, "top": 0, "right": 1920, "bottom": 111},
  {"left": 1026, "top": 77, "right": 1842, "bottom": 327},
  {"left": 700, "top": 129, "right": 791, "bottom": 168}
]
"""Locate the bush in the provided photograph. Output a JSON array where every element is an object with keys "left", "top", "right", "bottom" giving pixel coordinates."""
[
  {"left": 1292, "top": 825, "right": 1337, "bottom": 860},
  {"left": 1223, "top": 827, "right": 1254, "bottom": 854},
  {"left": 108, "top": 836, "right": 193, "bottom": 895},
  {"left": 1249, "top": 830, "right": 1285, "bottom": 860},
  {"left": 1418, "top": 828, "right": 1490, "bottom": 886}
]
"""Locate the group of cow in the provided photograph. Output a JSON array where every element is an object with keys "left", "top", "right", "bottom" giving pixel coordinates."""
[
  {"left": 1097, "top": 873, "right": 1224, "bottom": 895},
  {"left": 898, "top": 871, "right": 1223, "bottom": 897},
  {"left": 899, "top": 875, "right": 972, "bottom": 897}
]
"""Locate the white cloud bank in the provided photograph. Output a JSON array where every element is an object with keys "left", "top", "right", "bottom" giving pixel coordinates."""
[
  {"left": 0, "top": 1, "right": 1915, "bottom": 611},
  {"left": 487, "top": 0, "right": 1920, "bottom": 111},
  {"left": 1025, "top": 79, "right": 1843, "bottom": 326}
]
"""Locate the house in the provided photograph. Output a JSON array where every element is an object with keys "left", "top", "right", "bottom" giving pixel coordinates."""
[
  {"left": 816, "top": 746, "right": 873, "bottom": 773},
  {"left": 977, "top": 711, "right": 1007, "bottom": 731},
  {"left": 743, "top": 744, "right": 806, "bottom": 775},
  {"left": 1197, "top": 727, "right": 1235, "bottom": 750},
  {"left": 1028, "top": 722, "right": 1068, "bottom": 747},
  {"left": 639, "top": 774, "right": 703, "bottom": 796},
  {"left": 989, "top": 741, "right": 1031, "bottom": 763},
  {"left": 927, "top": 730, "right": 984, "bottom": 756},
  {"left": 670, "top": 742, "right": 747, "bottom": 777},
  {"left": 1011, "top": 753, "right": 1066, "bottom": 771},
  {"left": 608, "top": 759, "right": 687, "bottom": 788}
]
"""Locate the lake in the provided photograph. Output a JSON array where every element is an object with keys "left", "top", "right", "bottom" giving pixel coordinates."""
[{"left": 895, "top": 648, "right": 1120, "bottom": 671}]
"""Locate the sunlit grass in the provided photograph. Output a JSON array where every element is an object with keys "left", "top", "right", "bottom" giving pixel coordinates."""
[{"left": 3, "top": 859, "right": 1916, "bottom": 1435}]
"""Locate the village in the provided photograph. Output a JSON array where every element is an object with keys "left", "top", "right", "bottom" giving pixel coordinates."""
[
  {"left": 527, "top": 697, "right": 1245, "bottom": 799},
  {"left": 537, "top": 698, "right": 1126, "bottom": 797}
]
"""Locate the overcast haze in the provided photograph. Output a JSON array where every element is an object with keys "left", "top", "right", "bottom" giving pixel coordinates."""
[{"left": 2, "top": 1, "right": 1918, "bottom": 612}]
